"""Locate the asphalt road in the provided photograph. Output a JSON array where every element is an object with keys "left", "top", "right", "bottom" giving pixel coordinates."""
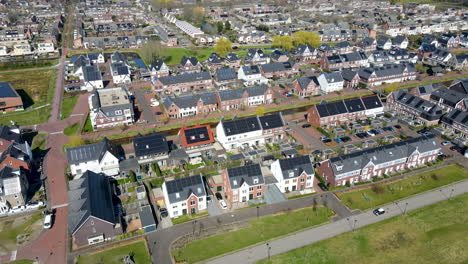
[{"left": 205, "top": 179, "right": 468, "bottom": 264}]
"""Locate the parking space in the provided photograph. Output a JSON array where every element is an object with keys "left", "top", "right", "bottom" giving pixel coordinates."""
[
  {"left": 206, "top": 195, "right": 222, "bottom": 216},
  {"left": 264, "top": 184, "right": 287, "bottom": 204}
]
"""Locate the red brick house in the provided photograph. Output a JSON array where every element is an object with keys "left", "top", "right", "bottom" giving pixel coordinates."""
[
  {"left": 291, "top": 76, "right": 320, "bottom": 97},
  {"left": 162, "top": 93, "right": 218, "bottom": 119},
  {"left": 222, "top": 164, "right": 265, "bottom": 204},
  {"left": 217, "top": 85, "right": 274, "bottom": 111},
  {"left": 0, "top": 83, "right": 24, "bottom": 112},
  {"left": 179, "top": 123, "right": 215, "bottom": 150},
  {"left": 151, "top": 72, "right": 213, "bottom": 95},
  {"left": 261, "top": 61, "right": 298, "bottom": 79},
  {"left": 0, "top": 143, "right": 31, "bottom": 171},
  {"left": 177, "top": 56, "right": 202, "bottom": 73}
]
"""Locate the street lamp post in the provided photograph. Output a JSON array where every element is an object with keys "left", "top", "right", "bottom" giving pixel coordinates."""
[
  {"left": 266, "top": 243, "right": 271, "bottom": 259},
  {"left": 403, "top": 202, "right": 408, "bottom": 215},
  {"left": 449, "top": 188, "right": 455, "bottom": 199},
  {"left": 256, "top": 206, "right": 260, "bottom": 219},
  {"left": 192, "top": 220, "right": 197, "bottom": 235}
]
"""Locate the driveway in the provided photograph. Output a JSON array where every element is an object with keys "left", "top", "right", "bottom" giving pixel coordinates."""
[
  {"left": 133, "top": 89, "right": 157, "bottom": 124},
  {"left": 207, "top": 196, "right": 222, "bottom": 216},
  {"left": 264, "top": 184, "right": 287, "bottom": 204}
]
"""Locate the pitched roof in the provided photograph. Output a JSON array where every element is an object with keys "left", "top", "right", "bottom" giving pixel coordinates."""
[
  {"left": 83, "top": 64, "right": 102, "bottom": 82},
  {"left": 180, "top": 56, "right": 199, "bottom": 66},
  {"left": 241, "top": 65, "right": 261, "bottom": 75},
  {"left": 155, "top": 72, "right": 211, "bottom": 86},
  {"left": 449, "top": 78, "right": 468, "bottom": 95},
  {"left": 179, "top": 124, "right": 215, "bottom": 148},
  {"left": 226, "top": 53, "right": 240, "bottom": 62},
  {"left": 261, "top": 61, "right": 295, "bottom": 73},
  {"left": 111, "top": 62, "right": 130, "bottom": 76},
  {"left": 207, "top": 53, "right": 222, "bottom": 64},
  {"left": 133, "top": 133, "right": 169, "bottom": 157},
  {"left": 227, "top": 163, "right": 264, "bottom": 189},
  {"left": 296, "top": 76, "right": 319, "bottom": 90},
  {"left": 163, "top": 92, "right": 217, "bottom": 109},
  {"left": 221, "top": 116, "right": 261, "bottom": 136},
  {"left": 215, "top": 68, "right": 237, "bottom": 81},
  {"left": 358, "top": 63, "right": 416, "bottom": 80},
  {"left": 164, "top": 174, "right": 206, "bottom": 203},
  {"left": 441, "top": 108, "right": 468, "bottom": 129},
  {"left": 258, "top": 112, "right": 285, "bottom": 130},
  {"left": 430, "top": 87, "right": 465, "bottom": 107},
  {"left": 321, "top": 72, "right": 344, "bottom": 83},
  {"left": 0, "top": 83, "right": 21, "bottom": 98},
  {"left": 277, "top": 155, "right": 314, "bottom": 180},
  {"left": 0, "top": 125, "right": 21, "bottom": 143},
  {"left": 68, "top": 171, "right": 116, "bottom": 234},
  {"left": 340, "top": 69, "right": 358, "bottom": 82},
  {"left": 392, "top": 90, "right": 443, "bottom": 121},
  {"left": 361, "top": 95, "right": 383, "bottom": 110},
  {"left": 149, "top": 59, "right": 166, "bottom": 71},
  {"left": 66, "top": 138, "right": 118, "bottom": 164}
]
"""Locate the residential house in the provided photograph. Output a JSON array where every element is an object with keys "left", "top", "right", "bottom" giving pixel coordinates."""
[
  {"left": 68, "top": 171, "right": 122, "bottom": 247},
  {"left": 110, "top": 62, "right": 131, "bottom": 84},
  {"left": 453, "top": 54, "right": 468, "bottom": 71},
  {"left": 307, "top": 95, "right": 383, "bottom": 127},
  {"left": 0, "top": 83, "right": 23, "bottom": 112},
  {"left": 205, "top": 53, "right": 223, "bottom": 71},
  {"left": 317, "top": 135, "right": 441, "bottom": 187},
  {"left": 377, "top": 36, "right": 392, "bottom": 50},
  {"left": 321, "top": 52, "right": 368, "bottom": 71},
  {"left": 356, "top": 37, "right": 377, "bottom": 52},
  {"left": 225, "top": 53, "right": 241, "bottom": 68},
  {"left": 368, "top": 50, "right": 391, "bottom": 66},
  {"left": 238, "top": 65, "right": 268, "bottom": 86},
  {"left": 387, "top": 90, "right": 444, "bottom": 126},
  {"left": 294, "top": 44, "right": 317, "bottom": 61},
  {"left": 291, "top": 76, "right": 320, "bottom": 97},
  {"left": 244, "top": 49, "right": 270, "bottom": 65},
  {"left": 418, "top": 43, "right": 437, "bottom": 58},
  {"left": 222, "top": 163, "right": 265, "bottom": 203},
  {"left": 82, "top": 65, "right": 104, "bottom": 91},
  {"left": 441, "top": 109, "right": 468, "bottom": 140},
  {"left": 0, "top": 167, "right": 29, "bottom": 214},
  {"left": 179, "top": 124, "right": 215, "bottom": 150},
  {"left": 162, "top": 174, "right": 207, "bottom": 218},
  {"left": 317, "top": 44, "right": 334, "bottom": 57},
  {"left": 270, "top": 155, "right": 314, "bottom": 193},
  {"left": 333, "top": 41, "right": 354, "bottom": 54},
  {"left": 0, "top": 143, "right": 32, "bottom": 172},
  {"left": 392, "top": 36, "right": 409, "bottom": 49},
  {"left": 214, "top": 68, "right": 239, "bottom": 90},
  {"left": 162, "top": 93, "right": 218, "bottom": 119},
  {"left": 438, "top": 33, "right": 460, "bottom": 48},
  {"left": 133, "top": 133, "right": 169, "bottom": 165},
  {"left": 87, "top": 53, "right": 105, "bottom": 64},
  {"left": 261, "top": 61, "right": 297, "bottom": 79},
  {"left": 152, "top": 72, "right": 213, "bottom": 95},
  {"left": 216, "top": 113, "right": 285, "bottom": 150},
  {"left": 149, "top": 59, "right": 170, "bottom": 78},
  {"left": 110, "top": 51, "right": 127, "bottom": 64},
  {"left": 430, "top": 87, "right": 466, "bottom": 112},
  {"left": 340, "top": 69, "right": 360, "bottom": 89},
  {"left": 357, "top": 63, "right": 417, "bottom": 87},
  {"left": 36, "top": 42, "right": 55, "bottom": 53},
  {"left": 317, "top": 72, "right": 344, "bottom": 94},
  {"left": 178, "top": 56, "right": 202, "bottom": 74},
  {"left": 0, "top": 125, "right": 24, "bottom": 154},
  {"left": 270, "top": 50, "right": 289, "bottom": 62},
  {"left": 88, "top": 87, "right": 134, "bottom": 130},
  {"left": 217, "top": 85, "right": 274, "bottom": 111},
  {"left": 423, "top": 49, "right": 453, "bottom": 67},
  {"left": 66, "top": 138, "right": 120, "bottom": 177}
]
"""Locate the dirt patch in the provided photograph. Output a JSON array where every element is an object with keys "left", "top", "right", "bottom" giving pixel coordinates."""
[{"left": 172, "top": 221, "right": 250, "bottom": 250}]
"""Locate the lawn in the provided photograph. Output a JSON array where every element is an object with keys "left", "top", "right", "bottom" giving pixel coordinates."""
[
  {"left": 0, "top": 105, "right": 51, "bottom": 126},
  {"left": 82, "top": 115, "right": 93, "bottom": 133},
  {"left": 64, "top": 122, "right": 80, "bottom": 136},
  {"left": 258, "top": 192, "right": 468, "bottom": 264},
  {"left": 60, "top": 95, "right": 79, "bottom": 119},
  {"left": 0, "top": 69, "right": 57, "bottom": 109},
  {"left": 164, "top": 47, "right": 214, "bottom": 65},
  {"left": 172, "top": 207, "right": 334, "bottom": 263},
  {"left": 31, "top": 132, "right": 48, "bottom": 150},
  {"left": 75, "top": 240, "right": 151, "bottom": 264},
  {"left": 0, "top": 58, "right": 59, "bottom": 71},
  {"left": 337, "top": 164, "right": 468, "bottom": 210},
  {"left": 0, "top": 213, "right": 43, "bottom": 250},
  {"left": 171, "top": 212, "right": 209, "bottom": 225}
]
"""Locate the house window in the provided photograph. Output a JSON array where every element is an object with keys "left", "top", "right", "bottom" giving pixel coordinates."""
[
  {"left": 257, "top": 185, "right": 262, "bottom": 190},
  {"left": 182, "top": 203, "right": 186, "bottom": 206},
  {"left": 115, "top": 110, "right": 122, "bottom": 115},
  {"left": 190, "top": 200, "right": 196, "bottom": 205},
  {"left": 257, "top": 192, "right": 262, "bottom": 197},
  {"left": 249, "top": 187, "right": 254, "bottom": 191},
  {"left": 199, "top": 197, "right": 203, "bottom": 202},
  {"left": 300, "top": 178, "right": 305, "bottom": 182}
]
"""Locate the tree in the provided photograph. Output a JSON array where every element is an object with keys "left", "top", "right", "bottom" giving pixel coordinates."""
[
  {"left": 224, "top": 21, "right": 231, "bottom": 31},
  {"left": 272, "top": 35, "right": 293, "bottom": 50},
  {"left": 217, "top": 21, "right": 224, "bottom": 33},
  {"left": 129, "top": 170, "right": 137, "bottom": 182},
  {"left": 256, "top": 106, "right": 265, "bottom": 116},
  {"left": 140, "top": 40, "right": 166, "bottom": 64},
  {"left": 7, "top": 11, "right": 19, "bottom": 25},
  {"left": 256, "top": 24, "right": 269, "bottom": 32},
  {"left": 68, "top": 136, "right": 84, "bottom": 147},
  {"left": 291, "top": 31, "right": 321, "bottom": 48},
  {"left": 214, "top": 37, "right": 232, "bottom": 56}
]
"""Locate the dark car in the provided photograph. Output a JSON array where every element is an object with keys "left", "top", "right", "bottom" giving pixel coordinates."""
[
  {"left": 394, "top": 125, "right": 401, "bottom": 129},
  {"left": 417, "top": 129, "right": 428, "bottom": 134},
  {"left": 312, "top": 150, "right": 322, "bottom": 155},
  {"left": 317, "top": 183, "right": 328, "bottom": 191},
  {"left": 160, "top": 208, "right": 168, "bottom": 218},
  {"left": 302, "top": 123, "right": 312, "bottom": 128},
  {"left": 355, "top": 133, "right": 368, "bottom": 139},
  {"left": 373, "top": 208, "right": 385, "bottom": 216},
  {"left": 322, "top": 139, "right": 332, "bottom": 143},
  {"left": 215, "top": 192, "right": 223, "bottom": 200},
  {"left": 341, "top": 136, "right": 351, "bottom": 142}
]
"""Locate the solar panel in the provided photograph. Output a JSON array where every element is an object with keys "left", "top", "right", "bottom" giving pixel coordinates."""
[
  {"left": 184, "top": 126, "right": 210, "bottom": 145},
  {"left": 316, "top": 104, "right": 330, "bottom": 117}
]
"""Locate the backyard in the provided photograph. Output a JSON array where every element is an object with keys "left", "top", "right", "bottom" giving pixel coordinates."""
[
  {"left": 75, "top": 240, "right": 151, "bottom": 264},
  {"left": 337, "top": 164, "right": 468, "bottom": 210},
  {"left": 258, "top": 192, "right": 468, "bottom": 264},
  {"left": 172, "top": 207, "right": 334, "bottom": 263}
]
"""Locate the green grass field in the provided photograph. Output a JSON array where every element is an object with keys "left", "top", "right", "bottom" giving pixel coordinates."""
[
  {"left": 258, "top": 192, "right": 468, "bottom": 264},
  {"left": 172, "top": 207, "right": 334, "bottom": 263},
  {"left": 60, "top": 95, "right": 79, "bottom": 120},
  {"left": 31, "top": 132, "right": 48, "bottom": 150},
  {"left": 0, "top": 213, "right": 43, "bottom": 252},
  {"left": 0, "top": 105, "right": 51, "bottom": 126},
  {"left": 0, "top": 69, "right": 57, "bottom": 109},
  {"left": 337, "top": 165, "right": 468, "bottom": 210},
  {"left": 64, "top": 122, "right": 80, "bottom": 136},
  {"left": 75, "top": 240, "right": 151, "bottom": 264}
]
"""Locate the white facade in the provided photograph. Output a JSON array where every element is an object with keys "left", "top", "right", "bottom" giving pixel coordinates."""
[
  {"left": 318, "top": 74, "right": 344, "bottom": 94},
  {"left": 111, "top": 72, "right": 131, "bottom": 84},
  {"left": 83, "top": 79, "right": 104, "bottom": 91},
  {"left": 11, "top": 44, "right": 32, "bottom": 56},
  {"left": 270, "top": 159, "right": 314, "bottom": 193},
  {"left": 70, "top": 151, "right": 119, "bottom": 177},
  {"left": 238, "top": 67, "right": 268, "bottom": 86},
  {"left": 175, "top": 20, "right": 204, "bottom": 38},
  {"left": 37, "top": 42, "right": 54, "bottom": 53},
  {"left": 0, "top": 46, "right": 7, "bottom": 56},
  {"left": 216, "top": 122, "right": 264, "bottom": 150},
  {"left": 162, "top": 185, "right": 207, "bottom": 218}
]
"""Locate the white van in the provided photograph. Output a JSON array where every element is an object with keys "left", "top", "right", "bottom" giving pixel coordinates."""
[{"left": 43, "top": 214, "right": 53, "bottom": 229}]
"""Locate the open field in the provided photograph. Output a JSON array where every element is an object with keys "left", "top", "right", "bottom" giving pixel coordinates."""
[
  {"left": 337, "top": 164, "right": 468, "bottom": 210},
  {"left": 0, "top": 69, "right": 57, "bottom": 109},
  {"left": 258, "top": 192, "right": 468, "bottom": 264},
  {"left": 172, "top": 207, "right": 333, "bottom": 263},
  {"left": 75, "top": 240, "right": 151, "bottom": 264},
  {"left": 0, "top": 105, "right": 51, "bottom": 126},
  {"left": 60, "top": 95, "right": 79, "bottom": 120},
  {"left": 64, "top": 122, "right": 80, "bottom": 136},
  {"left": 0, "top": 213, "right": 43, "bottom": 254}
]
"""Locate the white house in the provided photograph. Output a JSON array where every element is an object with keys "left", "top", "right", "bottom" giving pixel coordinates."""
[
  {"left": 110, "top": 62, "right": 131, "bottom": 84},
  {"left": 83, "top": 65, "right": 104, "bottom": 91},
  {"left": 162, "top": 174, "right": 207, "bottom": 218},
  {"left": 36, "top": 42, "right": 54, "bottom": 53},
  {"left": 11, "top": 44, "right": 32, "bottom": 56},
  {"left": 318, "top": 72, "right": 344, "bottom": 94},
  {"left": 271, "top": 156, "right": 315, "bottom": 193},
  {"left": 0, "top": 46, "right": 7, "bottom": 56},
  {"left": 66, "top": 138, "right": 120, "bottom": 177},
  {"left": 377, "top": 37, "right": 392, "bottom": 50},
  {"left": 238, "top": 65, "right": 268, "bottom": 86},
  {"left": 87, "top": 52, "right": 105, "bottom": 64}
]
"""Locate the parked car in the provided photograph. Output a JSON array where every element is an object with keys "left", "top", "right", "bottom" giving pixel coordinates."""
[
  {"left": 341, "top": 136, "right": 351, "bottom": 142},
  {"left": 366, "top": 130, "right": 376, "bottom": 137},
  {"left": 373, "top": 208, "right": 385, "bottom": 216},
  {"left": 374, "top": 129, "right": 383, "bottom": 134},
  {"left": 43, "top": 213, "right": 53, "bottom": 229},
  {"left": 311, "top": 150, "right": 322, "bottom": 155},
  {"left": 320, "top": 136, "right": 329, "bottom": 141},
  {"left": 215, "top": 192, "right": 223, "bottom": 200},
  {"left": 285, "top": 127, "right": 292, "bottom": 132},
  {"left": 417, "top": 128, "right": 428, "bottom": 134},
  {"left": 394, "top": 125, "right": 401, "bottom": 129},
  {"left": 322, "top": 139, "right": 332, "bottom": 143},
  {"left": 302, "top": 124, "right": 311, "bottom": 128},
  {"left": 27, "top": 201, "right": 44, "bottom": 210},
  {"left": 9, "top": 206, "right": 26, "bottom": 214},
  {"left": 219, "top": 200, "right": 228, "bottom": 209},
  {"left": 334, "top": 138, "right": 343, "bottom": 143},
  {"left": 383, "top": 126, "right": 394, "bottom": 132},
  {"left": 160, "top": 208, "right": 168, "bottom": 218},
  {"left": 423, "top": 131, "right": 432, "bottom": 136},
  {"left": 356, "top": 132, "right": 368, "bottom": 139},
  {"left": 317, "top": 183, "right": 328, "bottom": 191},
  {"left": 441, "top": 141, "right": 450, "bottom": 146}
]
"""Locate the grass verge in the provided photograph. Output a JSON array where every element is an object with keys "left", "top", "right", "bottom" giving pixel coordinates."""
[
  {"left": 171, "top": 212, "right": 209, "bottom": 225},
  {"left": 258, "top": 192, "right": 468, "bottom": 264},
  {"left": 60, "top": 95, "right": 79, "bottom": 119},
  {"left": 75, "top": 240, "right": 151, "bottom": 264},
  {"left": 337, "top": 164, "right": 468, "bottom": 210},
  {"left": 64, "top": 122, "right": 80, "bottom": 136},
  {"left": 172, "top": 207, "right": 333, "bottom": 263}
]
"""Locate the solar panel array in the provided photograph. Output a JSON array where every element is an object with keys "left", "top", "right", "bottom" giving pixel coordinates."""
[
  {"left": 223, "top": 116, "right": 261, "bottom": 136},
  {"left": 279, "top": 155, "right": 311, "bottom": 170},
  {"left": 165, "top": 174, "right": 202, "bottom": 194},
  {"left": 259, "top": 113, "right": 284, "bottom": 129},
  {"left": 361, "top": 95, "right": 383, "bottom": 109},
  {"left": 344, "top": 98, "right": 365, "bottom": 113},
  {"left": 227, "top": 163, "right": 262, "bottom": 179},
  {"left": 0, "top": 82, "right": 19, "bottom": 98},
  {"left": 133, "top": 133, "right": 169, "bottom": 157},
  {"left": 184, "top": 126, "right": 210, "bottom": 145}
]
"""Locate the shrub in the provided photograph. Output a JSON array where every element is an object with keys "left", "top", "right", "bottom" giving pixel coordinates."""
[{"left": 371, "top": 185, "right": 385, "bottom": 194}]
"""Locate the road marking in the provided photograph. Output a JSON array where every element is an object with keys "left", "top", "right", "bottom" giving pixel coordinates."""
[
  {"left": 52, "top": 203, "right": 68, "bottom": 209},
  {"left": 50, "top": 131, "right": 64, "bottom": 135},
  {"left": 10, "top": 250, "right": 16, "bottom": 261},
  {"left": 70, "top": 114, "right": 85, "bottom": 117}
]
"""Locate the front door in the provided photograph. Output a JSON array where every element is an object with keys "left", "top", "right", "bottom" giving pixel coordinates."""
[
  {"left": 242, "top": 196, "right": 247, "bottom": 202},
  {"left": 191, "top": 208, "right": 196, "bottom": 214},
  {"left": 182, "top": 209, "right": 187, "bottom": 215},
  {"left": 249, "top": 194, "right": 253, "bottom": 200},
  {"left": 292, "top": 185, "right": 296, "bottom": 191}
]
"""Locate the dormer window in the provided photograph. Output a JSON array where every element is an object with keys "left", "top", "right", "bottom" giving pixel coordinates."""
[
  {"left": 175, "top": 192, "right": 180, "bottom": 198},
  {"left": 336, "top": 165, "right": 343, "bottom": 171},
  {"left": 253, "top": 177, "right": 259, "bottom": 184},
  {"left": 289, "top": 171, "right": 294, "bottom": 177},
  {"left": 233, "top": 180, "right": 238, "bottom": 186}
]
